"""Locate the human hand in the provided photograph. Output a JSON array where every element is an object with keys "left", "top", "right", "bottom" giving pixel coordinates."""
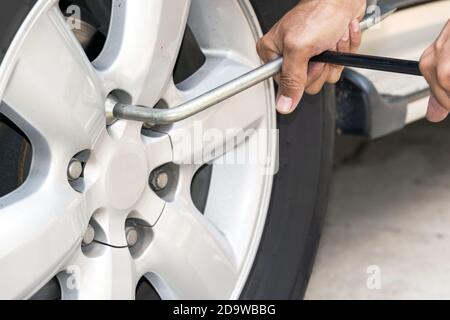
[
  {"left": 420, "top": 20, "right": 450, "bottom": 122},
  {"left": 256, "top": 0, "right": 366, "bottom": 114}
]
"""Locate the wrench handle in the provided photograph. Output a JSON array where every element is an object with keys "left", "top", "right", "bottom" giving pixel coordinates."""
[{"left": 311, "top": 51, "right": 422, "bottom": 76}]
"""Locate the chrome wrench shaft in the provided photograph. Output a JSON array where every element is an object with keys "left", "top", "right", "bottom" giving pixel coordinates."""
[
  {"left": 112, "top": 10, "right": 399, "bottom": 126},
  {"left": 113, "top": 57, "right": 283, "bottom": 125}
]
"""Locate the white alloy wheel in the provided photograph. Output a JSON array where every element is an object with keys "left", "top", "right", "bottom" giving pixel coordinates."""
[{"left": 0, "top": 0, "right": 277, "bottom": 299}]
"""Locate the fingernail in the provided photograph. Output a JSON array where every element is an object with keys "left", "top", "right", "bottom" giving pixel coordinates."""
[
  {"left": 351, "top": 19, "right": 360, "bottom": 33},
  {"left": 276, "top": 95, "right": 293, "bottom": 114}
]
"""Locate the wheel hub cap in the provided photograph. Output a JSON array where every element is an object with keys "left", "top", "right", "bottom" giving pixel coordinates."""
[{"left": 105, "top": 143, "right": 148, "bottom": 210}]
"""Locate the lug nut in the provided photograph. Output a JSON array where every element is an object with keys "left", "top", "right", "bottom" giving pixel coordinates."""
[
  {"left": 126, "top": 227, "right": 138, "bottom": 247},
  {"left": 150, "top": 169, "right": 169, "bottom": 191},
  {"left": 82, "top": 225, "right": 95, "bottom": 246},
  {"left": 68, "top": 159, "right": 83, "bottom": 181}
]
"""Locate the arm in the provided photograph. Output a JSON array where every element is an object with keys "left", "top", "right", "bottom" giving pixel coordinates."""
[
  {"left": 420, "top": 20, "right": 450, "bottom": 122},
  {"left": 256, "top": 0, "right": 366, "bottom": 113}
]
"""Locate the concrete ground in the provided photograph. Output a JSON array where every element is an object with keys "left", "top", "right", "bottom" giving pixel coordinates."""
[{"left": 305, "top": 119, "right": 450, "bottom": 300}]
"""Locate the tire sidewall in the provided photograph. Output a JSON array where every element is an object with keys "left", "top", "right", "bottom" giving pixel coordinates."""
[{"left": 242, "top": 0, "right": 336, "bottom": 299}]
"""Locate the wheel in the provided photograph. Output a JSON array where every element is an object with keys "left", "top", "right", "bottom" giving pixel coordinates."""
[{"left": 0, "top": 0, "right": 335, "bottom": 299}]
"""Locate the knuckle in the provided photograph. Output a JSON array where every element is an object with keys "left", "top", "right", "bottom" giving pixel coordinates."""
[
  {"left": 279, "top": 73, "right": 303, "bottom": 90},
  {"left": 283, "top": 34, "right": 302, "bottom": 52},
  {"left": 256, "top": 40, "right": 264, "bottom": 56},
  {"left": 419, "top": 56, "right": 433, "bottom": 77},
  {"left": 256, "top": 38, "right": 268, "bottom": 53},
  {"left": 437, "top": 64, "right": 450, "bottom": 89}
]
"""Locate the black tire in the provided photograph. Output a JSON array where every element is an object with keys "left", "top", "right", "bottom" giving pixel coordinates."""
[
  {"left": 0, "top": 1, "right": 36, "bottom": 64},
  {"left": 0, "top": 0, "right": 37, "bottom": 198},
  {"left": 0, "top": 0, "right": 335, "bottom": 300},
  {"left": 241, "top": 0, "right": 336, "bottom": 299}
]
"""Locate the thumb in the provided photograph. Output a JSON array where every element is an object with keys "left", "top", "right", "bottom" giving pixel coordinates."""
[{"left": 276, "top": 51, "right": 308, "bottom": 114}]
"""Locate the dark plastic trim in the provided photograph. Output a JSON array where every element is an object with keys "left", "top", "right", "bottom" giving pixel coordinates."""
[{"left": 335, "top": 69, "right": 428, "bottom": 139}]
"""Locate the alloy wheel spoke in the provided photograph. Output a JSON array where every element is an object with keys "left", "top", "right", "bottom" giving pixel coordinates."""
[
  {"left": 94, "top": 0, "right": 191, "bottom": 107},
  {"left": 136, "top": 200, "right": 239, "bottom": 299},
  {"left": 162, "top": 57, "right": 268, "bottom": 165},
  {"left": 142, "top": 131, "right": 174, "bottom": 170},
  {"left": 60, "top": 247, "right": 137, "bottom": 300},
  {"left": 132, "top": 187, "right": 166, "bottom": 227},
  {"left": 0, "top": 180, "right": 88, "bottom": 299},
  {"left": 1, "top": 4, "right": 105, "bottom": 153},
  {"left": 89, "top": 209, "right": 129, "bottom": 247}
]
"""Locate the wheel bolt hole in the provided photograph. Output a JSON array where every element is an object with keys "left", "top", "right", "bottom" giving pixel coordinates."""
[
  {"left": 150, "top": 169, "right": 169, "bottom": 192},
  {"left": 126, "top": 226, "right": 138, "bottom": 247},
  {"left": 81, "top": 212, "right": 107, "bottom": 258},
  {"left": 82, "top": 224, "right": 95, "bottom": 246},
  {"left": 149, "top": 163, "right": 179, "bottom": 202},
  {"left": 105, "top": 89, "right": 132, "bottom": 127},
  {"left": 125, "top": 218, "right": 153, "bottom": 259},
  {"left": 67, "top": 159, "right": 84, "bottom": 181},
  {"left": 68, "top": 150, "right": 90, "bottom": 193}
]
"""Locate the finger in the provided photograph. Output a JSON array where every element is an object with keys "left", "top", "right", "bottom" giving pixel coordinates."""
[
  {"left": 426, "top": 95, "right": 450, "bottom": 122},
  {"left": 328, "top": 27, "right": 351, "bottom": 84},
  {"left": 338, "top": 27, "right": 351, "bottom": 52},
  {"left": 327, "top": 51, "right": 346, "bottom": 84},
  {"left": 420, "top": 50, "right": 450, "bottom": 111},
  {"left": 436, "top": 51, "right": 450, "bottom": 94},
  {"left": 420, "top": 44, "right": 435, "bottom": 63},
  {"left": 306, "top": 62, "right": 327, "bottom": 86},
  {"left": 327, "top": 65, "right": 343, "bottom": 84},
  {"left": 256, "top": 36, "right": 282, "bottom": 84},
  {"left": 431, "top": 84, "right": 450, "bottom": 113},
  {"left": 328, "top": 20, "right": 362, "bottom": 84},
  {"left": 306, "top": 65, "right": 333, "bottom": 95},
  {"left": 426, "top": 69, "right": 450, "bottom": 115},
  {"left": 277, "top": 49, "right": 309, "bottom": 114},
  {"left": 303, "top": 61, "right": 329, "bottom": 95},
  {"left": 256, "top": 36, "right": 280, "bottom": 63},
  {"left": 419, "top": 45, "right": 436, "bottom": 80},
  {"left": 349, "top": 19, "right": 362, "bottom": 53}
]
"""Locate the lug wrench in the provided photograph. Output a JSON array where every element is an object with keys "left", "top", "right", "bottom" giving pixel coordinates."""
[{"left": 111, "top": 8, "right": 420, "bottom": 126}]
